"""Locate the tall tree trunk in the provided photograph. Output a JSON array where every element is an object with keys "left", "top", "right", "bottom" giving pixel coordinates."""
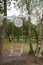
[
  {"left": 35, "top": 14, "right": 43, "bottom": 57},
  {"left": 26, "top": 0, "right": 33, "bottom": 55},
  {"left": 0, "top": 0, "right": 7, "bottom": 57},
  {"left": 28, "top": 21, "right": 34, "bottom": 55}
]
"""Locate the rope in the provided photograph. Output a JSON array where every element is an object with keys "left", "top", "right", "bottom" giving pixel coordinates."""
[{"left": 9, "top": 17, "right": 23, "bottom": 56}]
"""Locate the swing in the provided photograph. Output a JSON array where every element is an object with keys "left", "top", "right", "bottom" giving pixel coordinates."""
[
  {"left": 9, "top": 44, "right": 23, "bottom": 56},
  {"left": 9, "top": 17, "right": 23, "bottom": 57},
  {"left": 1, "top": 14, "right": 23, "bottom": 57}
]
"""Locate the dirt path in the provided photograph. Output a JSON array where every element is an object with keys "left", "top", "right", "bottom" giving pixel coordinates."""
[{"left": 0, "top": 54, "right": 43, "bottom": 65}]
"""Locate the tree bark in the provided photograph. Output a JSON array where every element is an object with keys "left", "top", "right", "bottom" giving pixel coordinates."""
[
  {"left": 26, "top": 0, "right": 33, "bottom": 54},
  {"left": 0, "top": 0, "right": 7, "bottom": 57},
  {"left": 35, "top": 14, "right": 43, "bottom": 57}
]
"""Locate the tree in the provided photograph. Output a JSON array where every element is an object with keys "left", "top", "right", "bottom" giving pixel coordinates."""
[
  {"left": 17, "top": 0, "right": 34, "bottom": 55},
  {"left": 0, "top": 0, "right": 7, "bottom": 56},
  {"left": 0, "top": 0, "right": 16, "bottom": 56},
  {"left": 35, "top": 13, "right": 43, "bottom": 57},
  {"left": 26, "top": 0, "right": 34, "bottom": 54},
  {"left": 29, "top": 0, "right": 43, "bottom": 55}
]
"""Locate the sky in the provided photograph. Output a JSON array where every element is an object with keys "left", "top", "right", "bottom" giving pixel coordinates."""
[
  {"left": 7, "top": 1, "right": 20, "bottom": 16},
  {"left": 7, "top": 0, "right": 43, "bottom": 25}
]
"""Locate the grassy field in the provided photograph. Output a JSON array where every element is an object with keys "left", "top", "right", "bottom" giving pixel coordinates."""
[{"left": 2, "top": 40, "right": 43, "bottom": 56}]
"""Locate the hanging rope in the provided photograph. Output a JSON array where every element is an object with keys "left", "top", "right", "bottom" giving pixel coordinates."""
[{"left": 9, "top": 17, "right": 23, "bottom": 56}]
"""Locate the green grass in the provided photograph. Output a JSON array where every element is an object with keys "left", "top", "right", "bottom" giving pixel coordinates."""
[{"left": 2, "top": 40, "right": 43, "bottom": 55}]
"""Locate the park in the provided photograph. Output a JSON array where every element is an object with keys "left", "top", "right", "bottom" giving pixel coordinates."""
[{"left": 0, "top": 0, "right": 43, "bottom": 65}]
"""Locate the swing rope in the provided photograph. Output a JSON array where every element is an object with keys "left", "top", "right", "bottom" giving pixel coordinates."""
[{"left": 9, "top": 17, "right": 23, "bottom": 56}]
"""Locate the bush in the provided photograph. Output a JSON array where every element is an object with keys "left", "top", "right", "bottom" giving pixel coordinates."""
[{"left": 41, "top": 51, "right": 43, "bottom": 56}]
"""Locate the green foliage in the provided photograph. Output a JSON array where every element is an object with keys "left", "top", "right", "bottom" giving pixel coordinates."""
[
  {"left": 4, "top": 20, "right": 23, "bottom": 42},
  {"left": 0, "top": 7, "right": 4, "bottom": 13},
  {"left": 30, "top": 0, "right": 43, "bottom": 11},
  {"left": 41, "top": 51, "right": 43, "bottom": 56}
]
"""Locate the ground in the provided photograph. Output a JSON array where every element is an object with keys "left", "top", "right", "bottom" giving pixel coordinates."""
[
  {"left": 0, "top": 53, "right": 43, "bottom": 65},
  {"left": 1, "top": 42, "right": 43, "bottom": 65}
]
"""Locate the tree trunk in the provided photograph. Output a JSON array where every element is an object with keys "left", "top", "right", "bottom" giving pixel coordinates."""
[
  {"left": 25, "top": 31, "right": 28, "bottom": 42},
  {"left": 35, "top": 14, "right": 43, "bottom": 56},
  {"left": 17, "top": 32, "right": 19, "bottom": 42},
  {"left": 26, "top": 1, "right": 33, "bottom": 55},
  {"left": 0, "top": 0, "right": 7, "bottom": 57},
  {"left": 28, "top": 23, "right": 34, "bottom": 55}
]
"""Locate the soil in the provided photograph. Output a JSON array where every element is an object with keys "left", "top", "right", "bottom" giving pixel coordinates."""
[{"left": 0, "top": 53, "right": 43, "bottom": 65}]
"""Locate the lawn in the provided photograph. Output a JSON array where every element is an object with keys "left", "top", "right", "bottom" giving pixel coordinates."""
[
  {"left": 2, "top": 40, "right": 43, "bottom": 56},
  {"left": 1, "top": 40, "right": 43, "bottom": 65}
]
